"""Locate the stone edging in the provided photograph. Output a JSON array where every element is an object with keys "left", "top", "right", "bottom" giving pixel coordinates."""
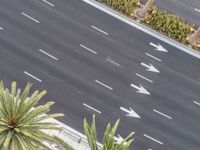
[{"left": 82, "top": 0, "right": 200, "bottom": 59}]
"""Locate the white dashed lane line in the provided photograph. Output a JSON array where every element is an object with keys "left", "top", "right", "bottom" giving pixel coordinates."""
[
  {"left": 153, "top": 109, "right": 172, "bottom": 120},
  {"left": 0, "top": 27, "right": 4, "bottom": 30},
  {"left": 144, "top": 134, "right": 164, "bottom": 145},
  {"left": 193, "top": 101, "right": 200, "bottom": 106},
  {"left": 42, "top": 0, "right": 55, "bottom": 7},
  {"left": 136, "top": 73, "right": 153, "bottom": 83},
  {"left": 21, "top": 12, "right": 40, "bottom": 23},
  {"left": 83, "top": 103, "right": 102, "bottom": 114},
  {"left": 194, "top": 8, "right": 200, "bottom": 13},
  {"left": 145, "top": 53, "right": 162, "bottom": 62},
  {"left": 80, "top": 44, "right": 97, "bottom": 54},
  {"left": 91, "top": 25, "right": 109, "bottom": 36},
  {"left": 95, "top": 80, "right": 113, "bottom": 90},
  {"left": 24, "top": 71, "right": 42, "bottom": 82},
  {"left": 39, "top": 49, "right": 58, "bottom": 61}
]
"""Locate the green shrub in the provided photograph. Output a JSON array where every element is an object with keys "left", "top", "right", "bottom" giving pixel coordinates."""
[
  {"left": 101, "top": 0, "right": 140, "bottom": 15},
  {"left": 143, "top": 8, "right": 194, "bottom": 43}
]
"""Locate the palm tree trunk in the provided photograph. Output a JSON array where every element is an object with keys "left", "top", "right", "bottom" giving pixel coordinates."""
[
  {"left": 188, "top": 27, "right": 200, "bottom": 45},
  {"left": 135, "top": 0, "right": 154, "bottom": 18}
]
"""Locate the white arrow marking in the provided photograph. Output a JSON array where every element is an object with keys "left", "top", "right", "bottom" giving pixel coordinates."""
[
  {"left": 141, "top": 62, "right": 160, "bottom": 73},
  {"left": 130, "top": 84, "right": 150, "bottom": 95},
  {"left": 120, "top": 107, "right": 141, "bottom": 118},
  {"left": 150, "top": 42, "right": 168, "bottom": 52},
  {"left": 114, "top": 134, "right": 127, "bottom": 145}
]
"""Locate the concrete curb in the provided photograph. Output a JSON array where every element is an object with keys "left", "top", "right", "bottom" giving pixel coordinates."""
[
  {"left": 82, "top": 0, "right": 200, "bottom": 59},
  {"left": 46, "top": 118, "right": 102, "bottom": 150}
]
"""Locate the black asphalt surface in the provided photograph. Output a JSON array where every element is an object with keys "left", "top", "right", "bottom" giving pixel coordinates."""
[
  {"left": 0, "top": 0, "right": 200, "bottom": 149},
  {"left": 141, "top": 0, "right": 200, "bottom": 26}
]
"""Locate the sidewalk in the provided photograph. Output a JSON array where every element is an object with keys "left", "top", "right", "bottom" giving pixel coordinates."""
[{"left": 43, "top": 118, "right": 101, "bottom": 150}]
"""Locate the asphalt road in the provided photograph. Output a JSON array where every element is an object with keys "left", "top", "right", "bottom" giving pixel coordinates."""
[
  {"left": 0, "top": 0, "right": 200, "bottom": 149},
  {"left": 141, "top": 0, "right": 200, "bottom": 26}
]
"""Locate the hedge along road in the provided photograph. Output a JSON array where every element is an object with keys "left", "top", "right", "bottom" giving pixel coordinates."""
[{"left": 151, "top": 0, "right": 200, "bottom": 26}]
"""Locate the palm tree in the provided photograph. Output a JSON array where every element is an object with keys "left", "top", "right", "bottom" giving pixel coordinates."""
[
  {"left": 84, "top": 115, "right": 135, "bottom": 150},
  {"left": 0, "top": 81, "right": 64, "bottom": 150}
]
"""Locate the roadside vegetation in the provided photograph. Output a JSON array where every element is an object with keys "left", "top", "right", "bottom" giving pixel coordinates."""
[
  {"left": 0, "top": 81, "right": 64, "bottom": 150},
  {"left": 100, "top": 0, "right": 140, "bottom": 15},
  {"left": 0, "top": 81, "right": 134, "bottom": 150},
  {"left": 84, "top": 115, "right": 134, "bottom": 150},
  {"left": 143, "top": 7, "right": 194, "bottom": 44},
  {"left": 100, "top": 0, "right": 200, "bottom": 50}
]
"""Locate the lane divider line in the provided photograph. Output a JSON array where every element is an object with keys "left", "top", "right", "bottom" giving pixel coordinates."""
[
  {"left": 144, "top": 134, "right": 163, "bottom": 145},
  {"left": 82, "top": 0, "right": 200, "bottom": 59},
  {"left": 136, "top": 73, "right": 153, "bottom": 83},
  {"left": 153, "top": 109, "right": 172, "bottom": 120},
  {"left": 24, "top": 71, "right": 42, "bottom": 82},
  {"left": 80, "top": 44, "right": 97, "bottom": 54},
  {"left": 83, "top": 103, "right": 102, "bottom": 114},
  {"left": 42, "top": 0, "right": 55, "bottom": 7},
  {"left": 0, "top": 27, "right": 4, "bottom": 30},
  {"left": 95, "top": 80, "right": 113, "bottom": 90},
  {"left": 194, "top": 8, "right": 200, "bottom": 13},
  {"left": 193, "top": 101, "right": 200, "bottom": 106},
  {"left": 145, "top": 53, "right": 162, "bottom": 62},
  {"left": 21, "top": 12, "right": 40, "bottom": 23},
  {"left": 39, "top": 49, "right": 58, "bottom": 60},
  {"left": 91, "top": 25, "right": 109, "bottom": 36}
]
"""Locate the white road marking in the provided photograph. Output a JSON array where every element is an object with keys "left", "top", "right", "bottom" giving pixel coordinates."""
[
  {"left": 21, "top": 12, "right": 40, "bottom": 23},
  {"left": 80, "top": 44, "right": 97, "bottom": 54},
  {"left": 106, "top": 57, "right": 121, "bottom": 67},
  {"left": 153, "top": 109, "right": 172, "bottom": 119},
  {"left": 193, "top": 101, "right": 200, "bottom": 106},
  {"left": 95, "top": 80, "right": 113, "bottom": 90},
  {"left": 24, "top": 71, "right": 42, "bottom": 82},
  {"left": 83, "top": 103, "right": 102, "bottom": 114},
  {"left": 82, "top": 0, "right": 200, "bottom": 59},
  {"left": 145, "top": 53, "right": 162, "bottom": 62},
  {"left": 194, "top": 8, "right": 200, "bottom": 13},
  {"left": 136, "top": 73, "right": 153, "bottom": 83},
  {"left": 91, "top": 25, "right": 109, "bottom": 35},
  {"left": 144, "top": 134, "right": 163, "bottom": 145},
  {"left": 0, "top": 27, "right": 4, "bottom": 30},
  {"left": 42, "top": 0, "right": 55, "bottom": 7},
  {"left": 150, "top": 42, "right": 168, "bottom": 52},
  {"left": 120, "top": 107, "right": 141, "bottom": 118},
  {"left": 131, "top": 83, "right": 150, "bottom": 95},
  {"left": 39, "top": 49, "right": 58, "bottom": 60},
  {"left": 141, "top": 62, "right": 160, "bottom": 73}
]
